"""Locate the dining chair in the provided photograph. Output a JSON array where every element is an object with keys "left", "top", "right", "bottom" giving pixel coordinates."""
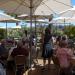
[{"left": 14, "top": 55, "right": 26, "bottom": 75}]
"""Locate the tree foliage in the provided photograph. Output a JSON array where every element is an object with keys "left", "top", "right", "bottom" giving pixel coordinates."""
[
  {"left": 8, "top": 28, "right": 22, "bottom": 38},
  {"left": 64, "top": 25, "right": 75, "bottom": 38},
  {"left": 0, "top": 28, "right": 6, "bottom": 40}
]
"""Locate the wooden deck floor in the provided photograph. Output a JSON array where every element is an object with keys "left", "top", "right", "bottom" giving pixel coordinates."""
[{"left": 6, "top": 59, "right": 59, "bottom": 75}]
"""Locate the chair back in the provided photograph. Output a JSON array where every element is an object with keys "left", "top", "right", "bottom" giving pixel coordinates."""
[{"left": 15, "top": 55, "right": 26, "bottom": 66}]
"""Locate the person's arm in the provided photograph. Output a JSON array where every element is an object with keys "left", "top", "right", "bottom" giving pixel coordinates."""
[
  {"left": 68, "top": 49, "right": 73, "bottom": 56},
  {"left": 11, "top": 48, "right": 16, "bottom": 57},
  {"left": 56, "top": 48, "right": 59, "bottom": 57},
  {"left": 9, "top": 47, "right": 15, "bottom": 56},
  {"left": 67, "top": 48, "right": 73, "bottom": 60}
]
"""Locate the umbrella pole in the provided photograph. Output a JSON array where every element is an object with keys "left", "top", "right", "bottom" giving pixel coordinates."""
[
  {"left": 56, "top": 23, "right": 57, "bottom": 34},
  {"left": 35, "top": 16, "right": 37, "bottom": 48},
  {"left": 55, "top": 21, "right": 58, "bottom": 34},
  {"left": 6, "top": 21, "right": 7, "bottom": 39},
  {"left": 64, "top": 18, "right": 66, "bottom": 29},
  {"left": 30, "top": 0, "right": 33, "bottom": 68}
]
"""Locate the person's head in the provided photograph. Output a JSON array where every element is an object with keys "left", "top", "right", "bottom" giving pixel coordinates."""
[
  {"left": 59, "top": 41, "right": 68, "bottom": 48},
  {"left": 62, "top": 36, "right": 66, "bottom": 41},
  {"left": 56, "top": 35, "right": 61, "bottom": 43}
]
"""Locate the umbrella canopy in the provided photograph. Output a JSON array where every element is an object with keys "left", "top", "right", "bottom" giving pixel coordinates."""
[
  {"left": 34, "top": 0, "right": 72, "bottom": 15},
  {"left": 0, "top": 13, "right": 20, "bottom": 22},
  {"left": 59, "top": 6, "right": 75, "bottom": 17},
  {"left": 0, "top": 0, "right": 43, "bottom": 15},
  {"left": 0, "top": 0, "right": 72, "bottom": 15}
]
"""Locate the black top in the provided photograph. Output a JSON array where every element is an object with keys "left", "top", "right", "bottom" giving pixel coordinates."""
[
  {"left": 0, "top": 45, "right": 7, "bottom": 56},
  {"left": 44, "top": 34, "right": 52, "bottom": 44}
]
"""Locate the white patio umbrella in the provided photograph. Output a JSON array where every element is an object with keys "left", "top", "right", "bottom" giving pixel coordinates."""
[
  {"left": 0, "top": 13, "right": 20, "bottom": 38},
  {"left": 0, "top": 0, "right": 72, "bottom": 15}
]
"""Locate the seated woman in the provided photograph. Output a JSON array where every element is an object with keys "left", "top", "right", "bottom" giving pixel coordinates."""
[
  {"left": 11, "top": 41, "right": 29, "bottom": 57},
  {"left": 56, "top": 40, "right": 73, "bottom": 75},
  {"left": 7, "top": 41, "right": 29, "bottom": 70}
]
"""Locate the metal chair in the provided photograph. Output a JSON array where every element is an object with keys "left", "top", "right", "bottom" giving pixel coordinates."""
[{"left": 14, "top": 55, "right": 26, "bottom": 75}]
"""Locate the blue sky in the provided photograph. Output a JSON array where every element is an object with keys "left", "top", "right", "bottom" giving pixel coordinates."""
[
  {"left": 0, "top": 23, "right": 16, "bottom": 28},
  {"left": 0, "top": 0, "right": 75, "bottom": 28},
  {"left": 71, "top": 0, "right": 75, "bottom": 6}
]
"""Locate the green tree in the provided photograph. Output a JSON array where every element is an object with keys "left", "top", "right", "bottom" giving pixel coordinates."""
[
  {"left": 64, "top": 25, "right": 75, "bottom": 38},
  {"left": 0, "top": 28, "right": 6, "bottom": 40}
]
